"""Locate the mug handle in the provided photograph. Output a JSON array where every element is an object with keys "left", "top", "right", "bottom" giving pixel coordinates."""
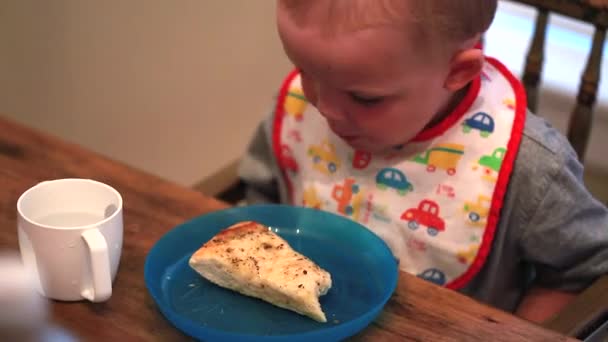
[{"left": 81, "top": 229, "right": 112, "bottom": 302}]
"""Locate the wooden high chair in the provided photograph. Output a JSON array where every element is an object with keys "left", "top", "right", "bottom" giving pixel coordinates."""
[
  {"left": 515, "top": 0, "right": 606, "bottom": 163},
  {"left": 195, "top": 0, "right": 608, "bottom": 339}
]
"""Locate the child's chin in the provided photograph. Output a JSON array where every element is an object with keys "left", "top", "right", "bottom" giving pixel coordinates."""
[{"left": 344, "top": 139, "right": 388, "bottom": 153}]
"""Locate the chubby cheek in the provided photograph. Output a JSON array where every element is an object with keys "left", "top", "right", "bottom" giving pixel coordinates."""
[
  {"left": 300, "top": 74, "right": 318, "bottom": 105},
  {"left": 352, "top": 105, "right": 430, "bottom": 145}
]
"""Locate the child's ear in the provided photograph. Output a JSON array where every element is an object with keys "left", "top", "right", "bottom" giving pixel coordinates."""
[{"left": 444, "top": 48, "right": 484, "bottom": 92}]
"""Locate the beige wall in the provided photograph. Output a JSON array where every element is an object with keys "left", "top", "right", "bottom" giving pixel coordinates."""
[{"left": 0, "top": 0, "right": 291, "bottom": 186}]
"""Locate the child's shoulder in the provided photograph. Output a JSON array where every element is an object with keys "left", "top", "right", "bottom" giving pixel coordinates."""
[
  {"left": 517, "top": 111, "right": 578, "bottom": 170},
  {"left": 508, "top": 110, "right": 585, "bottom": 215}
]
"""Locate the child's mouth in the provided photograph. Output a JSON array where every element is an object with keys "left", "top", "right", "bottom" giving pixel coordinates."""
[
  {"left": 329, "top": 125, "right": 360, "bottom": 143},
  {"left": 338, "top": 134, "right": 358, "bottom": 142},
  {"left": 331, "top": 129, "right": 357, "bottom": 140}
]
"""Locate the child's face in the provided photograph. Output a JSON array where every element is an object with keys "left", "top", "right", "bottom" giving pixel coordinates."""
[{"left": 277, "top": 5, "right": 454, "bottom": 153}]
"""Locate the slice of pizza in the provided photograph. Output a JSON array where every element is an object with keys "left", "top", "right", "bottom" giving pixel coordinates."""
[{"left": 188, "top": 221, "right": 332, "bottom": 322}]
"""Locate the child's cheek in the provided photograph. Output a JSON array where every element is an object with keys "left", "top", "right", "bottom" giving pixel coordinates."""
[
  {"left": 360, "top": 104, "right": 413, "bottom": 139},
  {"left": 350, "top": 104, "right": 388, "bottom": 127},
  {"left": 300, "top": 74, "right": 317, "bottom": 105}
]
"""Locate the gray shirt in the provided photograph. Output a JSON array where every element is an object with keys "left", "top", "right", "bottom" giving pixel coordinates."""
[{"left": 238, "top": 109, "right": 608, "bottom": 312}]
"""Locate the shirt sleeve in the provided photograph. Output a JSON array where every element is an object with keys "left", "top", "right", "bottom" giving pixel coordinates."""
[
  {"left": 237, "top": 111, "right": 281, "bottom": 204},
  {"left": 519, "top": 143, "right": 608, "bottom": 291}
]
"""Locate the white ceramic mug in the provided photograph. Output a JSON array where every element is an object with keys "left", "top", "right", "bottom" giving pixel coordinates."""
[{"left": 17, "top": 178, "right": 123, "bottom": 302}]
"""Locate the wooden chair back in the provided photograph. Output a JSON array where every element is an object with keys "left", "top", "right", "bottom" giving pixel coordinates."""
[{"left": 513, "top": 0, "right": 607, "bottom": 162}]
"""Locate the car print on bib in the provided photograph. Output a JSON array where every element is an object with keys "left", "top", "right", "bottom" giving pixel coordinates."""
[
  {"left": 274, "top": 60, "right": 524, "bottom": 291},
  {"left": 457, "top": 245, "right": 480, "bottom": 265},
  {"left": 417, "top": 268, "right": 447, "bottom": 286},
  {"left": 302, "top": 186, "right": 323, "bottom": 210},
  {"left": 463, "top": 112, "right": 495, "bottom": 138},
  {"left": 284, "top": 86, "right": 308, "bottom": 122},
  {"left": 351, "top": 150, "right": 372, "bottom": 170},
  {"left": 308, "top": 140, "right": 341, "bottom": 176},
  {"left": 463, "top": 195, "right": 491, "bottom": 227},
  {"left": 473, "top": 147, "right": 506, "bottom": 183},
  {"left": 401, "top": 200, "right": 446, "bottom": 236},
  {"left": 331, "top": 178, "right": 368, "bottom": 221},
  {"left": 413, "top": 143, "right": 465, "bottom": 176},
  {"left": 503, "top": 98, "right": 516, "bottom": 110},
  {"left": 376, "top": 168, "right": 413, "bottom": 195}
]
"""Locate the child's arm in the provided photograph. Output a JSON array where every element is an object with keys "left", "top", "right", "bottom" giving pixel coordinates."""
[
  {"left": 515, "top": 287, "right": 577, "bottom": 323},
  {"left": 516, "top": 133, "right": 608, "bottom": 323}
]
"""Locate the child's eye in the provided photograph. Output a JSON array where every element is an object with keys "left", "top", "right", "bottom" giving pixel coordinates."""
[{"left": 349, "top": 93, "right": 383, "bottom": 106}]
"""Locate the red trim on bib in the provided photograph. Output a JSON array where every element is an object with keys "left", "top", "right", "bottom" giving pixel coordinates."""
[
  {"left": 272, "top": 69, "right": 300, "bottom": 204},
  {"left": 446, "top": 57, "right": 527, "bottom": 290},
  {"left": 411, "top": 76, "right": 481, "bottom": 142}
]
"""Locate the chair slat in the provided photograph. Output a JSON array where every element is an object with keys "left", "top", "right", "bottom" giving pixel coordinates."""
[
  {"left": 567, "top": 26, "right": 606, "bottom": 161},
  {"left": 513, "top": 0, "right": 608, "bottom": 27},
  {"left": 522, "top": 8, "right": 549, "bottom": 113}
]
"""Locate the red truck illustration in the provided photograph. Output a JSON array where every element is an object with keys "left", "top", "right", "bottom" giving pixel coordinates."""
[
  {"left": 401, "top": 200, "right": 446, "bottom": 236},
  {"left": 352, "top": 150, "right": 372, "bottom": 170},
  {"left": 331, "top": 178, "right": 365, "bottom": 220}
]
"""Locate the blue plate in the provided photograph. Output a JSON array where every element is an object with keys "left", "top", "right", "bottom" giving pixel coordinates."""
[{"left": 144, "top": 204, "right": 398, "bottom": 341}]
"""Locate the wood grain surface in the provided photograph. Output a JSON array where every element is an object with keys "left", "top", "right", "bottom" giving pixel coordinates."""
[{"left": 0, "top": 116, "right": 573, "bottom": 341}]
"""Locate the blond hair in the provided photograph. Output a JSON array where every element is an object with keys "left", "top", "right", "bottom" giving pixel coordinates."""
[
  {"left": 280, "top": 0, "right": 497, "bottom": 51},
  {"left": 410, "top": 1, "right": 497, "bottom": 45}
]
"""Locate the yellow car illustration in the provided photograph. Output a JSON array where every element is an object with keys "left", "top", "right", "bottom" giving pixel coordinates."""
[
  {"left": 463, "top": 195, "right": 491, "bottom": 227},
  {"left": 302, "top": 186, "right": 322, "bottom": 209},
  {"left": 503, "top": 98, "right": 516, "bottom": 110},
  {"left": 284, "top": 86, "right": 308, "bottom": 121},
  {"left": 457, "top": 244, "right": 479, "bottom": 265},
  {"left": 349, "top": 191, "right": 367, "bottom": 222},
  {"left": 308, "top": 140, "right": 341, "bottom": 176}
]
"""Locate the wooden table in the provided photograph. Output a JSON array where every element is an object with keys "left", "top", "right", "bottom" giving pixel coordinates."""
[{"left": 0, "top": 116, "right": 574, "bottom": 341}]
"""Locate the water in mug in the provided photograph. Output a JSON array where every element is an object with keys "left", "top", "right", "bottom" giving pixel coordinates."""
[{"left": 35, "top": 212, "right": 103, "bottom": 228}]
